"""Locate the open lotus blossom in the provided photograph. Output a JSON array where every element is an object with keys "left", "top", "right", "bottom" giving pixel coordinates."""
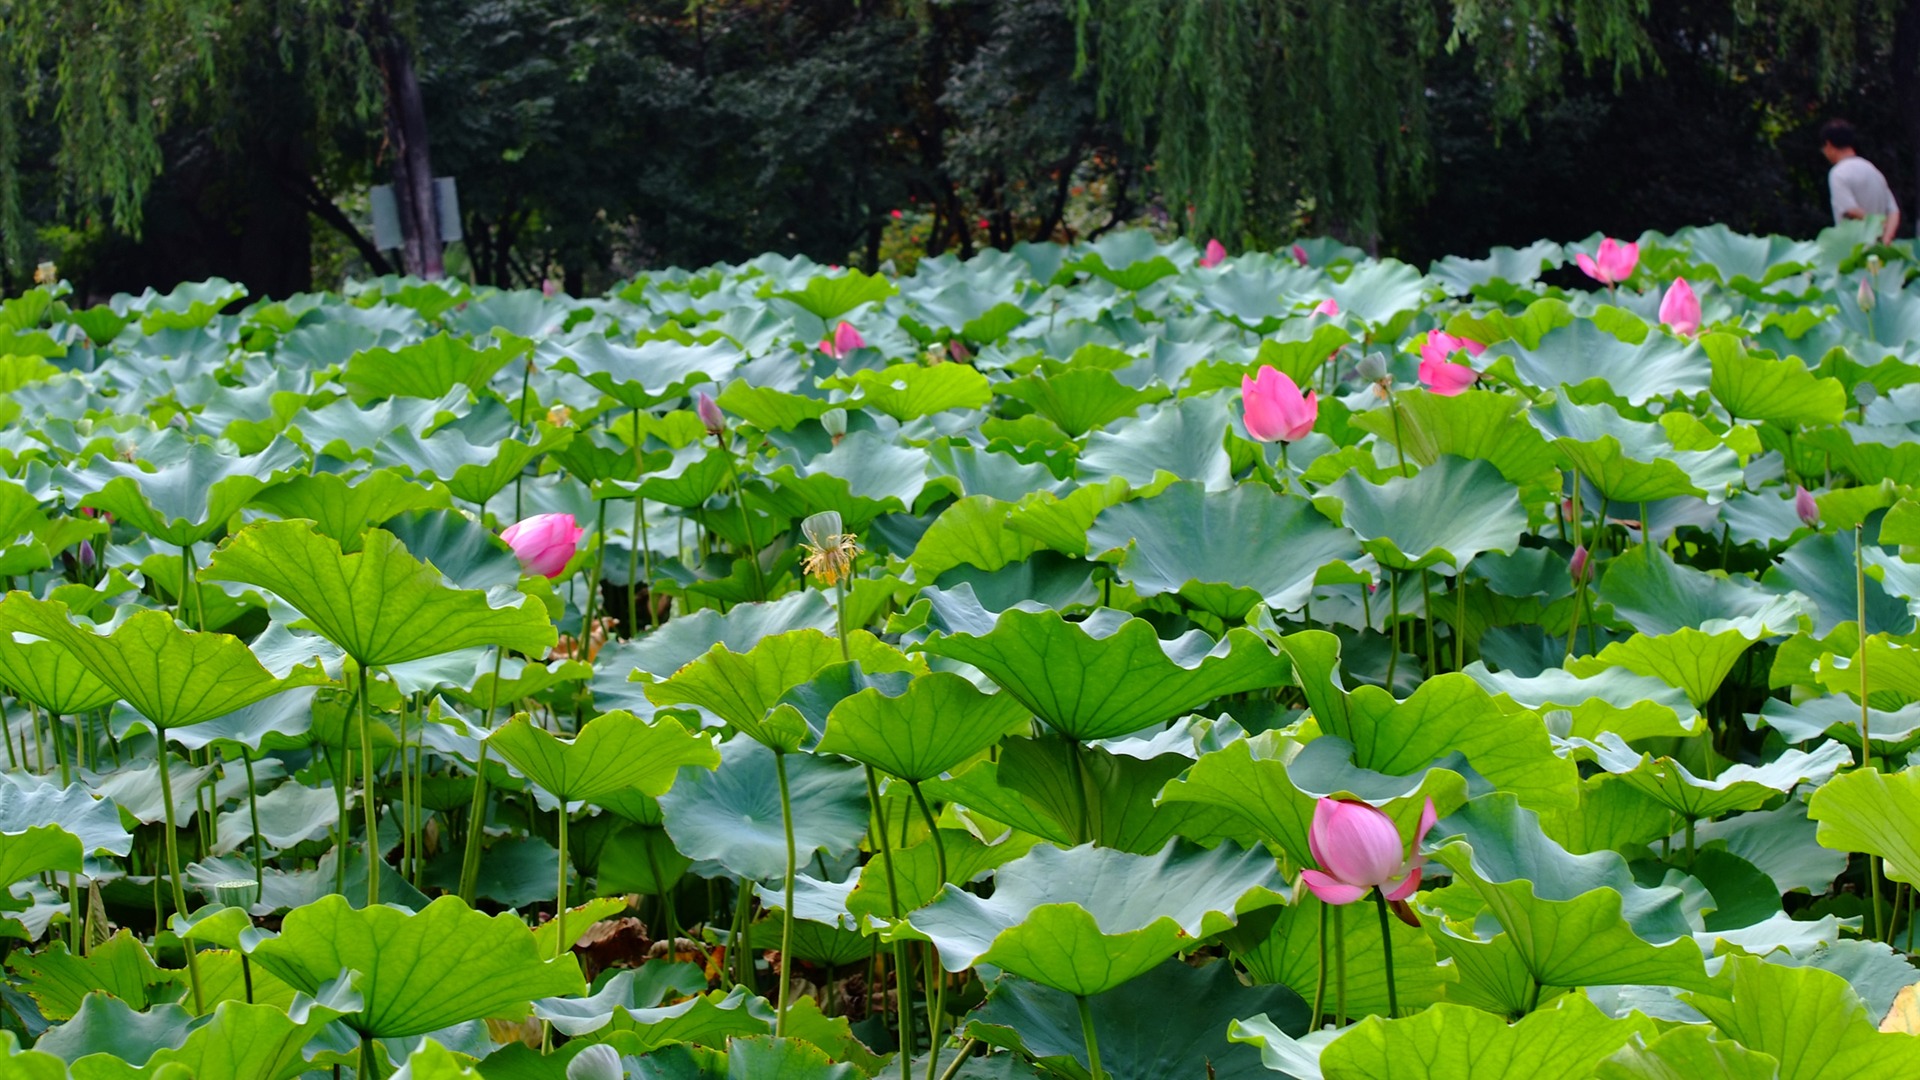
[
  {"left": 1313, "top": 298, "right": 1340, "bottom": 317},
  {"left": 697, "top": 391, "right": 726, "bottom": 438},
  {"left": 819, "top": 321, "right": 865, "bottom": 359},
  {"left": 1659, "top": 278, "right": 1700, "bottom": 335},
  {"left": 1795, "top": 486, "right": 1820, "bottom": 527},
  {"left": 1420, "top": 331, "right": 1485, "bottom": 368},
  {"left": 1199, "top": 239, "right": 1228, "bottom": 268},
  {"left": 1302, "top": 797, "right": 1436, "bottom": 914},
  {"left": 501, "top": 513, "right": 585, "bottom": 579},
  {"left": 1240, "top": 365, "right": 1318, "bottom": 442},
  {"left": 1419, "top": 358, "right": 1477, "bottom": 396},
  {"left": 1575, "top": 237, "right": 1639, "bottom": 286}
]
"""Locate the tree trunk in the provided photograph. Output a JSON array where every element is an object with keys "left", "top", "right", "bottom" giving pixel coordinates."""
[
  {"left": 369, "top": 1, "right": 443, "bottom": 279},
  {"left": 1894, "top": 0, "right": 1920, "bottom": 240}
]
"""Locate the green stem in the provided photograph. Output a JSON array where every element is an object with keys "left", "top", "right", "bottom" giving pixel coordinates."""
[
  {"left": 154, "top": 741, "right": 203, "bottom": 1012},
  {"left": 244, "top": 755, "right": 263, "bottom": 906},
  {"left": 1385, "top": 573, "right": 1402, "bottom": 691},
  {"left": 1312, "top": 900, "right": 1328, "bottom": 1026},
  {"left": 582, "top": 498, "right": 607, "bottom": 647},
  {"left": 721, "top": 441, "right": 766, "bottom": 602},
  {"left": 866, "top": 766, "right": 913, "bottom": 1078},
  {"left": 1373, "top": 889, "right": 1398, "bottom": 1020},
  {"left": 1454, "top": 571, "right": 1467, "bottom": 672},
  {"left": 774, "top": 751, "right": 797, "bottom": 1037},
  {"left": 834, "top": 577, "right": 851, "bottom": 662},
  {"left": 360, "top": 1033, "right": 382, "bottom": 1080},
  {"left": 1529, "top": 978, "right": 1544, "bottom": 1013},
  {"left": 936, "top": 1039, "right": 978, "bottom": 1080},
  {"left": 358, "top": 663, "right": 379, "bottom": 907},
  {"left": 555, "top": 804, "right": 570, "bottom": 959},
  {"left": 1332, "top": 904, "right": 1347, "bottom": 1027},
  {"left": 731, "top": 877, "right": 754, "bottom": 991},
  {"left": 629, "top": 411, "right": 652, "bottom": 637},
  {"left": 1075, "top": 995, "right": 1104, "bottom": 1080},
  {"left": 1064, "top": 739, "right": 1093, "bottom": 845},
  {"left": 911, "top": 782, "right": 949, "bottom": 1080},
  {"left": 1418, "top": 568, "right": 1436, "bottom": 678},
  {"left": 460, "top": 650, "right": 506, "bottom": 904},
  {"left": 1859, "top": 524, "right": 1887, "bottom": 942},
  {"left": 1383, "top": 388, "right": 1411, "bottom": 478},
  {"left": 50, "top": 711, "right": 67, "bottom": 788}
]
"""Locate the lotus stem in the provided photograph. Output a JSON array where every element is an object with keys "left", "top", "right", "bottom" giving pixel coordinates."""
[
  {"left": 1454, "top": 572, "right": 1467, "bottom": 671},
  {"left": 1419, "top": 568, "right": 1437, "bottom": 678},
  {"left": 644, "top": 841, "right": 681, "bottom": 949},
  {"left": 460, "top": 650, "right": 506, "bottom": 904},
  {"left": 730, "top": 876, "right": 754, "bottom": 991},
  {"left": 1278, "top": 442, "right": 1290, "bottom": 493},
  {"left": 774, "top": 750, "right": 797, "bottom": 1037},
  {"left": 935, "top": 1039, "right": 978, "bottom": 1080},
  {"left": 720, "top": 440, "right": 766, "bottom": 602},
  {"left": 1373, "top": 888, "right": 1399, "bottom": 1019},
  {"left": 1385, "top": 573, "right": 1402, "bottom": 691},
  {"left": 154, "top": 740, "right": 203, "bottom": 1012},
  {"left": 834, "top": 577, "right": 851, "bottom": 663},
  {"left": 1333, "top": 903, "right": 1347, "bottom": 1027},
  {"left": 1857, "top": 524, "right": 1887, "bottom": 941},
  {"left": 244, "top": 754, "right": 263, "bottom": 905},
  {"left": 357, "top": 663, "right": 380, "bottom": 908},
  {"left": 579, "top": 498, "right": 608, "bottom": 657},
  {"left": 911, "top": 782, "right": 949, "bottom": 1080},
  {"left": 49, "top": 711, "right": 67, "bottom": 788},
  {"left": 866, "top": 765, "right": 914, "bottom": 1078},
  {"left": 1312, "top": 900, "right": 1328, "bottom": 1026},
  {"left": 1065, "top": 739, "right": 1093, "bottom": 845},
  {"left": 1383, "top": 388, "right": 1411, "bottom": 479},
  {"left": 1075, "top": 995, "right": 1105, "bottom": 1080},
  {"left": 1529, "top": 977, "right": 1544, "bottom": 1013},
  {"left": 629, "top": 411, "right": 652, "bottom": 637}
]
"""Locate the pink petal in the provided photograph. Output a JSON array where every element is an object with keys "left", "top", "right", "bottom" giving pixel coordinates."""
[
  {"left": 1414, "top": 797, "right": 1438, "bottom": 846},
  {"left": 1575, "top": 252, "right": 1603, "bottom": 284},
  {"left": 1419, "top": 357, "right": 1477, "bottom": 397},
  {"left": 1309, "top": 799, "right": 1405, "bottom": 887},
  {"left": 1301, "top": 870, "right": 1369, "bottom": 906},
  {"left": 1384, "top": 867, "right": 1422, "bottom": 902},
  {"left": 1313, "top": 298, "right": 1340, "bottom": 317}
]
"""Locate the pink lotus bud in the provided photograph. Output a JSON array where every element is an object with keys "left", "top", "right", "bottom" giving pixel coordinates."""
[
  {"left": 1291, "top": 244, "right": 1309, "bottom": 267},
  {"left": 1300, "top": 797, "right": 1436, "bottom": 908},
  {"left": 501, "top": 513, "right": 585, "bottom": 579},
  {"left": 1575, "top": 237, "right": 1639, "bottom": 286},
  {"left": 1659, "top": 278, "right": 1700, "bottom": 336},
  {"left": 77, "top": 540, "right": 94, "bottom": 568},
  {"left": 1199, "top": 239, "right": 1228, "bottom": 268},
  {"left": 1240, "top": 365, "right": 1319, "bottom": 443},
  {"left": 1560, "top": 497, "right": 1575, "bottom": 520},
  {"left": 696, "top": 392, "right": 725, "bottom": 438},
  {"left": 1313, "top": 298, "right": 1341, "bottom": 317},
  {"left": 820, "top": 321, "right": 866, "bottom": 360},
  {"left": 541, "top": 279, "right": 557, "bottom": 298},
  {"left": 1859, "top": 278, "right": 1877, "bottom": 313},
  {"left": 1795, "top": 486, "right": 1819, "bottom": 528},
  {"left": 1569, "top": 545, "right": 1590, "bottom": 585}
]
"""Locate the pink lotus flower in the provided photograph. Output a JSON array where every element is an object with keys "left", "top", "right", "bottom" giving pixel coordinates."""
[
  {"left": 1859, "top": 278, "right": 1878, "bottom": 313},
  {"left": 1575, "top": 238, "right": 1639, "bottom": 287},
  {"left": 697, "top": 392, "right": 726, "bottom": 438},
  {"left": 1313, "top": 298, "right": 1341, "bottom": 317},
  {"left": 1240, "top": 366, "right": 1318, "bottom": 442},
  {"left": 1419, "top": 358, "right": 1478, "bottom": 396},
  {"left": 1659, "top": 279, "right": 1700, "bottom": 335},
  {"left": 1291, "top": 244, "right": 1309, "bottom": 267},
  {"left": 1795, "top": 486, "right": 1819, "bottom": 527},
  {"left": 1301, "top": 797, "right": 1436, "bottom": 908},
  {"left": 501, "top": 513, "right": 584, "bottom": 579},
  {"left": 1569, "top": 545, "right": 1590, "bottom": 585},
  {"left": 1420, "top": 331, "right": 1485, "bottom": 368},
  {"left": 819, "top": 322, "right": 866, "bottom": 359},
  {"left": 1200, "top": 239, "right": 1228, "bottom": 268}
]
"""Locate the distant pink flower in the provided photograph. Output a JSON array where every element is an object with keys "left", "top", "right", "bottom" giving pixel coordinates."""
[
  {"left": 890, "top": 209, "right": 903, "bottom": 219},
  {"left": 1659, "top": 279, "right": 1700, "bottom": 335},
  {"left": 1419, "top": 358, "right": 1479, "bottom": 396},
  {"left": 1420, "top": 331, "right": 1486, "bottom": 368},
  {"left": 1795, "top": 486, "right": 1819, "bottom": 527},
  {"left": 1240, "top": 366, "right": 1318, "bottom": 442},
  {"left": 1313, "top": 298, "right": 1341, "bottom": 317},
  {"left": 541, "top": 279, "right": 556, "bottom": 298},
  {"left": 1575, "top": 238, "right": 1639, "bottom": 287},
  {"left": 1291, "top": 244, "right": 1309, "bottom": 267},
  {"left": 501, "top": 514, "right": 584, "bottom": 579},
  {"left": 1301, "top": 797, "right": 1436, "bottom": 909},
  {"left": 697, "top": 392, "right": 726, "bottom": 438},
  {"left": 819, "top": 321, "right": 866, "bottom": 359},
  {"left": 1200, "top": 239, "right": 1228, "bottom": 268},
  {"left": 977, "top": 219, "right": 990, "bottom": 230},
  {"left": 1569, "top": 545, "right": 1590, "bottom": 585}
]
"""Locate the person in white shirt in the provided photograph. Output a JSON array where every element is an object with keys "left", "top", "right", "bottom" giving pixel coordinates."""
[{"left": 1822, "top": 119, "right": 1901, "bottom": 244}]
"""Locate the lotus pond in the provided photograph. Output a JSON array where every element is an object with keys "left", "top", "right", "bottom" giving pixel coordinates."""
[{"left": 0, "top": 223, "right": 1917, "bottom": 1079}]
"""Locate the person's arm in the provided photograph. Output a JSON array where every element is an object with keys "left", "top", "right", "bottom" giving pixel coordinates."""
[
  {"left": 1832, "top": 170, "right": 1861, "bottom": 224},
  {"left": 1885, "top": 203, "right": 1902, "bottom": 244},
  {"left": 1844, "top": 208, "right": 1868, "bottom": 220}
]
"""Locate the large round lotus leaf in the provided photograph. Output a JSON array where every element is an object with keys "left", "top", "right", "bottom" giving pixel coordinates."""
[
  {"left": 906, "top": 840, "right": 1284, "bottom": 996},
  {"left": 247, "top": 894, "right": 584, "bottom": 1037},
  {"left": 1316, "top": 996, "right": 1657, "bottom": 1080},
  {"left": 1574, "top": 733, "right": 1850, "bottom": 821},
  {"left": 59, "top": 439, "right": 304, "bottom": 546},
  {"left": 341, "top": 334, "right": 521, "bottom": 405},
  {"left": 967, "top": 959, "right": 1308, "bottom": 1080},
  {"left": 1526, "top": 398, "right": 1743, "bottom": 503},
  {"left": 1808, "top": 766, "right": 1920, "bottom": 886},
  {"left": 542, "top": 337, "right": 739, "bottom": 408},
  {"left": 0, "top": 776, "right": 132, "bottom": 888},
  {"left": 1594, "top": 1025, "right": 1782, "bottom": 1080},
  {"left": 1313, "top": 456, "right": 1527, "bottom": 571},
  {"left": 1078, "top": 395, "right": 1235, "bottom": 493},
  {"left": 657, "top": 737, "right": 869, "bottom": 882},
  {"left": 916, "top": 591, "right": 1290, "bottom": 741},
  {"left": 1684, "top": 955, "right": 1920, "bottom": 1080},
  {"left": 1705, "top": 333, "right": 1847, "bottom": 427},
  {"left": 0, "top": 596, "right": 328, "bottom": 731},
  {"left": 1085, "top": 481, "right": 1362, "bottom": 619},
  {"left": 379, "top": 508, "right": 525, "bottom": 592},
  {"left": 0, "top": 630, "right": 119, "bottom": 716},
  {"left": 645, "top": 629, "right": 919, "bottom": 752},
  {"left": 487, "top": 710, "right": 718, "bottom": 803},
  {"left": 1598, "top": 545, "right": 1816, "bottom": 639},
  {"left": 1351, "top": 387, "right": 1560, "bottom": 490},
  {"left": 1486, "top": 320, "right": 1708, "bottom": 404},
  {"left": 64, "top": 994, "right": 360, "bottom": 1080},
  {"left": 202, "top": 521, "right": 556, "bottom": 667},
  {"left": 249, "top": 469, "right": 450, "bottom": 553},
  {"left": 816, "top": 671, "right": 1029, "bottom": 782}
]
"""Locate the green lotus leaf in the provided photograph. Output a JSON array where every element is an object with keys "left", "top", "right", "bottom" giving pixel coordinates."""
[
  {"left": 1065, "top": 232, "right": 1179, "bottom": 292},
  {"left": 1528, "top": 398, "right": 1743, "bottom": 503},
  {"left": 202, "top": 520, "right": 556, "bottom": 666},
  {"left": 340, "top": 334, "right": 522, "bottom": 404},
  {"left": 1464, "top": 663, "right": 1699, "bottom": 741},
  {"left": 392, "top": 1042, "right": 482, "bottom": 1080},
  {"left": 247, "top": 893, "right": 584, "bottom": 1037},
  {"left": 915, "top": 596, "right": 1291, "bottom": 741},
  {"left": 377, "top": 422, "right": 569, "bottom": 506},
  {"left": 128, "top": 278, "right": 246, "bottom": 331},
  {"left": 1078, "top": 395, "right": 1235, "bottom": 493},
  {"left": 1599, "top": 544, "right": 1815, "bottom": 639},
  {"left": 1313, "top": 456, "right": 1527, "bottom": 571},
  {"left": 1686, "top": 954, "right": 1920, "bottom": 1080},
  {"left": 1813, "top": 633, "right": 1920, "bottom": 712},
  {"left": 0, "top": 625, "right": 120, "bottom": 716},
  {"left": 247, "top": 468, "right": 449, "bottom": 552},
  {"left": 967, "top": 959, "right": 1308, "bottom": 1080},
  {"left": 67, "top": 994, "right": 359, "bottom": 1080},
  {"left": 712, "top": 379, "right": 838, "bottom": 433},
  {"left": 846, "top": 828, "right": 1041, "bottom": 922},
  {"left": 62, "top": 439, "right": 304, "bottom": 546},
  {"left": 645, "top": 629, "right": 918, "bottom": 752},
  {"left": 1595, "top": 1025, "right": 1782, "bottom": 1080},
  {"left": 1316, "top": 996, "right": 1656, "bottom": 1080},
  {"left": 1573, "top": 733, "right": 1850, "bottom": 821},
  {"left": 1328, "top": 258, "right": 1431, "bottom": 325},
  {"left": 1487, "top": 319, "right": 1708, "bottom": 404},
  {"left": 1705, "top": 333, "right": 1847, "bottom": 427},
  {"left": 535, "top": 972, "right": 765, "bottom": 1044},
  {"left": 1351, "top": 389, "right": 1560, "bottom": 489},
  {"left": 1571, "top": 628, "right": 1764, "bottom": 708},
  {"left": 1158, "top": 733, "right": 1466, "bottom": 868},
  {"left": 910, "top": 496, "right": 1043, "bottom": 580},
  {"left": 762, "top": 430, "right": 941, "bottom": 530},
  {"left": 916, "top": 759, "right": 1073, "bottom": 847},
  {"left": 821, "top": 362, "right": 992, "bottom": 420},
  {"left": 1228, "top": 887, "right": 1454, "bottom": 1016},
  {"left": 1537, "top": 776, "right": 1677, "bottom": 857},
  {"left": 1429, "top": 794, "right": 1713, "bottom": 993},
  {"left": 0, "top": 596, "right": 327, "bottom": 730},
  {"left": 815, "top": 671, "right": 1028, "bottom": 783},
  {"left": 159, "top": 684, "right": 316, "bottom": 753},
  {"left": 8, "top": 931, "right": 170, "bottom": 1020},
  {"left": 1808, "top": 766, "right": 1920, "bottom": 886},
  {"left": 629, "top": 442, "right": 735, "bottom": 508},
  {"left": 1431, "top": 240, "right": 1563, "bottom": 296},
  {"left": 1002, "top": 368, "right": 1171, "bottom": 437},
  {"left": 214, "top": 780, "right": 337, "bottom": 853},
  {"left": 1086, "top": 481, "right": 1362, "bottom": 619},
  {"left": 657, "top": 737, "right": 869, "bottom": 882},
  {"left": 906, "top": 840, "right": 1285, "bottom": 996},
  {"left": 488, "top": 710, "right": 718, "bottom": 803},
  {"left": 544, "top": 337, "right": 739, "bottom": 408},
  {"left": 773, "top": 268, "right": 897, "bottom": 320},
  {"left": 32, "top": 994, "right": 193, "bottom": 1066},
  {"left": 0, "top": 776, "right": 131, "bottom": 890}
]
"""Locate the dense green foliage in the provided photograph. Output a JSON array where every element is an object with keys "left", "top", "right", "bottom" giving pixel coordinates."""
[{"left": 0, "top": 222, "right": 1913, "bottom": 1075}]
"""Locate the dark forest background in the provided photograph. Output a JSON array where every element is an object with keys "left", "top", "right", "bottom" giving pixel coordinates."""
[{"left": 0, "top": 0, "right": 1915, "bottom": 300}]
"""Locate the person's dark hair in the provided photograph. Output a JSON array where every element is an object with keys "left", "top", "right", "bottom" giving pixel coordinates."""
[{"left": 1822, "top": 119, "right": 1859, "bottom": 149}]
